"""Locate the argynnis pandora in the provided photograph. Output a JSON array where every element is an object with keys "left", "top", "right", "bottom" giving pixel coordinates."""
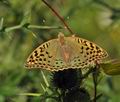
[{"left": 25, "top": 32, "right": 108, "bottom": 71}]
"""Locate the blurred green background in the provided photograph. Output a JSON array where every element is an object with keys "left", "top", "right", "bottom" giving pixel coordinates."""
[{"left": 0, "top": 0, "right": 120, "bottom": 102}]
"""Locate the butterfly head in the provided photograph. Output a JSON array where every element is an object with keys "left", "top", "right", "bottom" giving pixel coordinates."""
[{"left": 58, "top": 32, "right": 65, "bottom": 45}]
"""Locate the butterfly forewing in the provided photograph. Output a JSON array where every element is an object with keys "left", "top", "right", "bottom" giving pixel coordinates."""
[{"left": 25, "top": 39, "right": 55, "bottom": 70}]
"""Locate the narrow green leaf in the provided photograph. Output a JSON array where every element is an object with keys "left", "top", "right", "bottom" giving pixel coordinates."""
[
  {"left": 28, "top": 25, "right": 63, "bottom": 29},
  {"left": 100, "top": 59, "right": 120, "bottom": 75},
  {"left": 19, "top": 93, "right": 42, "bottom": 97},
  {"left": 41, "top": 83, "right": 46, "bottom": 92},
  {"left": 20, "top": 10, "right": 31, "bottom": 26},
  {"left": 0, "top": 17, "right": 4, "bottom": 30},
  {"left": 41, "top": 71, "right": 49, "bottom": 87}
]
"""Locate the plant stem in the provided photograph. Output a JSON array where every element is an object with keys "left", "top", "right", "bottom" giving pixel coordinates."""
[
  {"left": 92, "top": 66, "right": 98, "bottom": 102},
  {"left": 0, "top": 24, "right": 62, "bottom": 33},
  {"left": 42, "top": 0, "right": 74, "bottom": 34}
]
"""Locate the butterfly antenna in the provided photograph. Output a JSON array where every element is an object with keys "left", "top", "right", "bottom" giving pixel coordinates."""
[{"left": 41, "top": 0, "right": 74, "bottom": 34}]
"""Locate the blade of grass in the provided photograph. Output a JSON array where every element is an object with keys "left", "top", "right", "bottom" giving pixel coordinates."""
[
  {"left": 28, "top": 25, "right": 63, "bottom": 29},
  {"left": 41, "top": 83, "right": 46, "bottom": 92},
  {"left": 41, "top": 70, "right": 49, "bottom": 87},
  {"left": 19, "top": 93, "right": 42, "bottom": 97},
  {"left": 0, "top": 17, "right": 4, "bottom": 30}
]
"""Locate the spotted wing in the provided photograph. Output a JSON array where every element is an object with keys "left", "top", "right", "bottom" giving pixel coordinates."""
[
  {"left": 25, "top": 39, "right": 70, "bottom": 71},
  {"left": 25, "top": 35, "right": 108, "bottom": 71},
  {"left": 64, "top": 36, "right": 108, "bottom": 69}
]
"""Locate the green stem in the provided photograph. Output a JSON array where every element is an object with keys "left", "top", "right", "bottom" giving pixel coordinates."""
[
  {"left": 28, "top": 25, "right": 63, "bottom": 29},
  {"left": 0, "top": 24, "right": 63, "bottom": 33},
  {"left": 5, "top": 25, "right": 22, "bottom": 32}
]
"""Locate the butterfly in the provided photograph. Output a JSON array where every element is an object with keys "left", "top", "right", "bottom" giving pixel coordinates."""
[{"left": 25, "top": 32, "right": 108, "bottom": 71}]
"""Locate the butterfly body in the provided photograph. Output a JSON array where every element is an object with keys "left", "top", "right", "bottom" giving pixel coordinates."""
[{"left": 25, "top": 32, "right": 108, "bottom": 71}]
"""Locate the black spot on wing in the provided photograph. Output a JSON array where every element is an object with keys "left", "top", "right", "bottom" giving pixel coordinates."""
[
  {"left": 86, "top": 47, "right": 90, "bottom": 50},
  {"left": 90, "top": 42, "right": 94, "bottom": 49},
  {"left": 39, "top": 58, "right": 42, "bottom": 61},
  {"left": 39, "top": 47, "right": 44, "bottom": 52},
  {"left": 46, "top": 51, "right": 49, "bottom": 54},
  {"left": 40, "top": 54, "right": 44, "bottom": 56},
  {"left": 44, "top": 58, "right": 46, "bottom": 61},
  {"left": 30, "top": 55, "right": 33, "bottom": 59}
]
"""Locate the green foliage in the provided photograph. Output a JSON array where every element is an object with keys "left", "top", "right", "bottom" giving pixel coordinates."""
[
  {"left": 0, "top": 0, "right": 120, "bottom": 102},
  {"left": 101, "top": 59, "right": 120, "bottom": 75}
]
